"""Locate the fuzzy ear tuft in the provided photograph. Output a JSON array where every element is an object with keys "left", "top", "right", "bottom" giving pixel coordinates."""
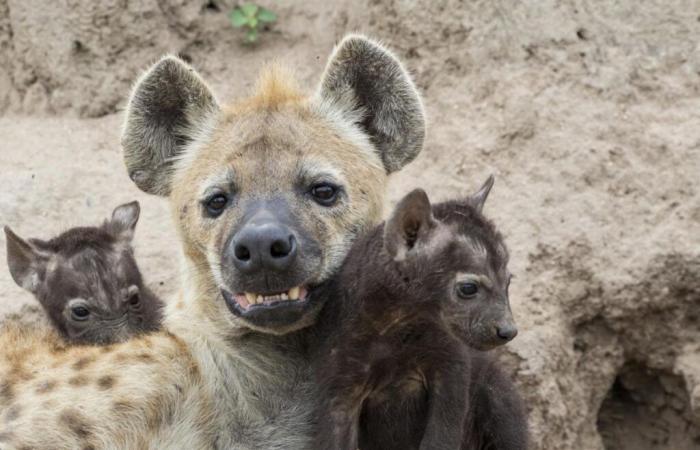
[
  {"left": 469, "top": 175, "right": 495, "bottom": 213},
  {"left": 122, "top": 55, "right": 219, "bottom": 196},
  {"left": 108, "top": 201, "right": 140, "bottom": 241},
  {"left": 384, "top": 189, "right": 436, "bottom": 260},
  {"left": 4, "top": 226, "right": 50, "bottom": 293},
  {"left": 317, "top": 34, "right": 425, "bottom": 173}
]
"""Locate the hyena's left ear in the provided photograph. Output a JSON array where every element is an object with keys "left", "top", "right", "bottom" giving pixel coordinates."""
[
  {"left": 469, "top": 175, "right": 495, "bottom": 213},
  {"left": 122, "top": 55, "right": 219, "bottom": 196},
  {"left": 384, "top": 189, "right": 437, "bottom": 261},
  {"left": 316, "top": 34, "right": 425, "bottom": 173},
  {"left": 106, "top": 201, "right": 140, "bottom": 242}
]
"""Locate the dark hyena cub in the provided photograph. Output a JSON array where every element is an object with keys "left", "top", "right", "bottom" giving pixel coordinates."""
[
  {"left": 4, "top": 201, "right": 163, "bottom": 345},
  {"left": 312, "top": 176, "right": 528, "bottom": 450}
]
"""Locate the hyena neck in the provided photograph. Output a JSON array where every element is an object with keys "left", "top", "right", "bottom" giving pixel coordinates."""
[{"left": 162, "top": 259, "right": 316, "bottom": 445}]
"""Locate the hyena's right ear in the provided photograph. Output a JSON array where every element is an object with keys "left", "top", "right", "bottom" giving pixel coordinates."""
[
  {"left": 316, "top": 35, "right": 426, "bottom": 173},
  {"left": 122, "top": 56, "right": 219, "bottom": 196},
  {"left": 4, "top": 226, "right": 51, "bottom": 293},
  {"left": 384, "top": 189, "right": 436, "bottom": 261}
]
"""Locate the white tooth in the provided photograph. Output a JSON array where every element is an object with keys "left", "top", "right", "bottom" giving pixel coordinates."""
[
  {"left": 288, "top": 286, "right": 300, "bottom": 300},
  {"left": 257, "top": 295, "right": 264, "bottom": 304},
  {"left": 281, "top": 293, "right": 288, "bottom": 300},
  {"left": 245, "top": 293, "right": 256, "bottom": 304}
]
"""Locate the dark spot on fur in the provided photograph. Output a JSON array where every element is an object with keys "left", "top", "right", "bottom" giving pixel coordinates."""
[
  {"left": 68, "top": 375, "right": 89, "bottom": 387},
  {"left": 0, "top": 431, "right": 14, "bottom": 442},
  {"left": 137, "top": 352, "right": 154, "bottom": 363},
  {"left": 36, "top": 379, "right": 57, "bottom": 394},
  {"left": 5, "top": 404, "right": 21, "bottom": 422},
  {"left": 72, "top": 356, "right": 96, "bottom": 371},
  {"left": 0, "top": 381, "right": 14, "bottom": 403},
  {"left": 59, "top": 408, "right": 94, "bottom": 439},
  {"left": 97, "top": 375, "right": 116, "bottom": 390}
]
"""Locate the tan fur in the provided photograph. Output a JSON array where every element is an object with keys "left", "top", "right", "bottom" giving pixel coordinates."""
[{"left": 0, "top": 35, "right": 424, "bottom": 449}]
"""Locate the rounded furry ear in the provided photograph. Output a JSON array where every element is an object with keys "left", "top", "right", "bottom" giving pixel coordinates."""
[
  {"left": 384, "top": 189, "right": 436, "bottom": 261},
  {"left": 4, "top": 226, "right": 50, "bottom": 293},
  {"left": 469, "top": 175, "right": 495, "bottom": 213},
  {"left": 122, "top": 55, "right": 219, "bottom": 196},
  {"left": 108, "top": 201, "right": 140, "bottom": 241},
  {"left": 317, "top": 34, "right": 425, "bottom": 173}
]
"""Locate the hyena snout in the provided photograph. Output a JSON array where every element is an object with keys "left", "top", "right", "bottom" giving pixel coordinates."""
[
  {"left": 229, "top": 211, "right": 298, "bottom": 274},
  {"left": 218, "top": 200, "right": 325, "bottom": 329},
  {"left": 492, "top": 307, "right": 518, "bottom": 343},
  {"left": 495, "top": 320, "right": 518, "bottom": 342}
]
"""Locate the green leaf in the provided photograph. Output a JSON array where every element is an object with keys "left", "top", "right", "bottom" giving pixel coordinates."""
[
  {"left": 241, "top": 3, "right": 259, "bottom": 18},
  {"left": 257, "top": 8, "right": 277, "bottom": 23},
  {"left": 249, "top": 16, "right": 258, "bottom": 28},
  {"left": 245, "top": 28, "right": 259, "bottom": 43},
  {"left": 229, "top": 9, "right": 248, "bottom": 27}
]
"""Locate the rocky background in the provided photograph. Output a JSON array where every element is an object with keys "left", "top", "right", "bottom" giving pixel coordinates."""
[{"left": 1, "top": 1, "right": 699, "bottom": 448}]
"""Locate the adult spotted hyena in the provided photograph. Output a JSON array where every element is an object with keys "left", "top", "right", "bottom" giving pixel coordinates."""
[{"left": 0, "top": 35, "right": 424, "bottom": 449}]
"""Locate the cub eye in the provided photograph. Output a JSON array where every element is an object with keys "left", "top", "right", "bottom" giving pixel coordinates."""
[
  {"left": 70, "top": 306, "right": 90, "bottom": 321},
  {"left": 205, "top": 193, "right": 228, "bottom": 217},
  {"left": 310, "top": 183, "right": 339, "bottom": 206},
  {"left": 456, "top": 282, "right": 479, "bottom": 299}
]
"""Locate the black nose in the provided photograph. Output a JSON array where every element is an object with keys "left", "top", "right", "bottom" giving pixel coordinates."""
[
  {"left": 230, "top": 222, "right": 298, "bottom": 273},
  {"left": 496, "top": 324, "right": 518, "bottom": 341}
]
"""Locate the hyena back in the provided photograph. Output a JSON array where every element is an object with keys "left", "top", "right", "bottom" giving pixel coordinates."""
[{"left": 0, "top": 35, "right": 425, "bottom": 449}]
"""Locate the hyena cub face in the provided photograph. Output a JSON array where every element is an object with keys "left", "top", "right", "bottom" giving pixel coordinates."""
[
  {"left": 122, "top": 35, "right": 425, "bottom": 334},
  {"left": 4, "top": 202, "right": 163, "bottom": 344},
  {"left": 385, "top": 176, "right": 517, "bottom": 350}
]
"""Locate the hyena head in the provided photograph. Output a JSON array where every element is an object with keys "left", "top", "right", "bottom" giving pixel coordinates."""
[
  {"left": 121, "top": 35, "right": 425, "bottom": 335},
  {"left": 4, "top": 202, "right": 163, "bottom": 344},
  {"left": 383, "top": 176, "right": 517, "bottom": 350}
]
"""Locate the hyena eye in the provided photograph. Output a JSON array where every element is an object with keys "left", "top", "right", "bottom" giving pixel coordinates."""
[
  {"left": 205, "top": 193, "right": 228, "bottom": 217},
  {"left": 456, "top": 282, "right": 479, "bottom": 299},
  {"left": 310, "top": 183, "right": 339, "bottom": 206},
  {"left": 70, "top": 305, "right": 91, "bottom": 321}
]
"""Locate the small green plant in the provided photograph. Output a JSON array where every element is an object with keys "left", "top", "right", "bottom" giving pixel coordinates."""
[{"left": 229, "top": 3, "right": 277, "bottom": 44}]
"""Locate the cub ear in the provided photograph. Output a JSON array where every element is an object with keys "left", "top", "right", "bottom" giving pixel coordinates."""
[
  {"left": 384, "top": 189, "right": 436, "bottom": 260},
  {"left": 316, "top": 34, "right": 425, "bottom": 173},
  {"left": 107, "top": 201, "right": 140, "bottom": 242},
  {"left": 469, "top": 175, "right": 495, "bottom": 213},
  {"left": 122, "top": 55, "right": 219, "bottom": 196},
  {"left": 4, "top": 226, "right": 51, "bottom": 293}
]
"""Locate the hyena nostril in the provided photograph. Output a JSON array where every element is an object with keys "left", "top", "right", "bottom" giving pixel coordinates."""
[
  {"left": 270, "top": 236, "right": 295, "bottom": 259},
  {"left": 235, "top": 244, "right": 251, "bottom": 262}
]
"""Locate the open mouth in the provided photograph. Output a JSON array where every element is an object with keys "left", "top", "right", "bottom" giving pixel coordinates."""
[
  {"left": 221, "top": 284, "right": 313, "bottom": 315},
  {"left": 221, "top": 284, "right": 319, "bottom": 330},
  {"left": 230, "top": 286, "right": 308, "bottom": 311}
]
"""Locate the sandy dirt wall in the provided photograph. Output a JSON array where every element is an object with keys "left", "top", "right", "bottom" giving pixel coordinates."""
[{"left": 0, "top": 1, "right": 699, "bottom": 448}]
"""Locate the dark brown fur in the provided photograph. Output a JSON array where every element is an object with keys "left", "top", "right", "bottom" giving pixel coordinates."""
[
  {"left": 311, "top": 178, "right": 528, "bottom": 450},
  {"left": 4, "top": 202, "right": 163, "bottom": 345}
]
